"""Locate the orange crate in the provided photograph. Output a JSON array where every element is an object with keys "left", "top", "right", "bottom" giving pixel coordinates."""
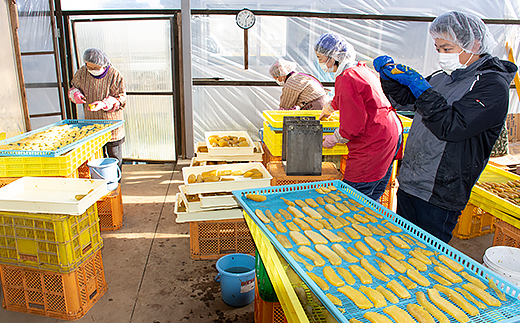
[
  {"left": 254, "top": 279, "right": 288, "bottom": 323},
  {"left": 97, "top": 184, "right": 123, "bottom": 231},
  {"left": 189, "top": 218, "right": 255, "bottom": 260},
  {"left": 0, "top": 250, "right": 107, "bottom": 321},
  {"left": 493, "top": 219, "right": 520, "bottom": 248},
  {"left": 268, "top": 162, "right": 342, "bottom": 186},
  {"left": 261, "top": 141, "right": 282, "bottom": 168},
  {"left": 453, "top": 202, "right": 496, "bottom": 240}
]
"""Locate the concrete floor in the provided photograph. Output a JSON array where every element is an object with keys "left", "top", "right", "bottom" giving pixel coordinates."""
[{"left": 0, "top": 160, "right": 498, "bottom": 323}]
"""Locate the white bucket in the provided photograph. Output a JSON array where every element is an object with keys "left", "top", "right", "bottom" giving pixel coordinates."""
[{"left": 483, "top": 246, "right": 520, "bottom": 287}]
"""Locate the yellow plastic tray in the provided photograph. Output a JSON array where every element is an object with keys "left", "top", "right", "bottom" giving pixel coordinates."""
[
  {"left": 0, "top": 132, "right": 109, "bottom": 177},
  {"left": 263, "top": 110, "right": 339, "bottom": 130},
  {"left": 470, "top": 164, "right": 520, "bottom": 228},
  {"left": 0, "top": 204, "right": 103, "bottom": 273}
]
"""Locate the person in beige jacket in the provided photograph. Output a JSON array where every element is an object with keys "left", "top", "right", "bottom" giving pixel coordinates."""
[
  {"left": 69, "top": 48, "right": 126, "bottom": 173},
  {"left": 269, "top": 58, "right": 330, "bottom": 110}
]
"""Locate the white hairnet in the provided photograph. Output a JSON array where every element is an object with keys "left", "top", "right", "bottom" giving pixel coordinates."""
[
  {"left": 83, "top": 48, "right": 111, "bottom": 66},
  {"left": 314, "top": 33, "right": 356, "bottom": 64},
  {"left": 269, "top": 59, "right": 297, "bottom": 78},
  {"left": 429, "top": 11, "right": 496, "bottom": 55}
]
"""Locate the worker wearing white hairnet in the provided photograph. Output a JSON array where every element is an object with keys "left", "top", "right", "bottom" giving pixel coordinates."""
[
  {"left": 269, "top": 58, "right": 330, "bottom": 110},
  {"left": 69, "top": 48, "right": 126, "bottom": 172},
  {"left": 314, "top": 33, "right": 402, "bottom": 201},
  {"left": 373, "top": 11, "right": 517, "bottom": 243}
]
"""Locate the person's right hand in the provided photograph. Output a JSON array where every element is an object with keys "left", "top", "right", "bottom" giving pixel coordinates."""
[
  {"left": 89, "top": 101, "right": 109, "bottom": 112},
  {"left": 68, "top": 88, "right": 86, "bottom": 104}
]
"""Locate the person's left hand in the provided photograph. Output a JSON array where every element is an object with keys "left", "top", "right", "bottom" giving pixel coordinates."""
[
  {"left": 323, "top": 135, "right": 338, "bottom": 149},
  {"left": 380, "top": 63, "right": 432, "bottom": 98},
  {"left": 89, "top": 101, "right": 109, "bottom": 112}
]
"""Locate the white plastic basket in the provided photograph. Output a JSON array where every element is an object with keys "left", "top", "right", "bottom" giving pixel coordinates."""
[{"left": 205, "top": 131, "right": 255, "bottom": 156}]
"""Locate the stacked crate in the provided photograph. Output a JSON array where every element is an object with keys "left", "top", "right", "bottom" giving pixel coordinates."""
[
  {"left": 0, "top": 177, "right": 109, "bottom": 320},
  {"left": 175, "top": 131, "right": 271, "bottom": 260}
]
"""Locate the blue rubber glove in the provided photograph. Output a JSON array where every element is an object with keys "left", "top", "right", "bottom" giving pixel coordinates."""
[
  {"left": 373, "top": 55, "right": 395, "bottom": 80},
  {"left": 380, "top": 63, "right": 432, "bottom": 98}
]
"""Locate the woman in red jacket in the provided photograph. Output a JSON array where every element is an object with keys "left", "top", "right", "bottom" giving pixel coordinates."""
[{"left": 314, "top": 33, "right": 402, "bottom": 201}]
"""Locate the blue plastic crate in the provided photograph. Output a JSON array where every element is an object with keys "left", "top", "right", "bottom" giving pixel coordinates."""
[
  {"left": 233, "top": 180, "right": 520, "bottom": 323},
  {"left": 0, "top": 119, "right": 124, "bottom": 157}
]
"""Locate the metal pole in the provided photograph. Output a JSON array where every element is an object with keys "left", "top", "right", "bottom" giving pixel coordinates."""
[{"left": 181, "top": 0, "right": 194, "bottom": 158}]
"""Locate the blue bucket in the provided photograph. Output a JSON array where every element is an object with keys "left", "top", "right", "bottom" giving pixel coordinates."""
[
  {"left": 87, "top": 158, "right": 121, "bottom": 191},
  {"left": 215, "top": 253, "right": 255, "bottom": 307}
]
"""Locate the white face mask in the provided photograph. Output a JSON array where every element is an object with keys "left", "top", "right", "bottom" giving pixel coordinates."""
[
  {"left": 319, "top": 57, "right": 335, "bottom": 73},
  {"left": 438, "top": 51, "right": 473, "bottom": 75},
  {"left": 275, "top": 79, "right": 284, "bottom": 86},
  {"left": 88, "top": 68, "right": 105, "bottom": 76}
]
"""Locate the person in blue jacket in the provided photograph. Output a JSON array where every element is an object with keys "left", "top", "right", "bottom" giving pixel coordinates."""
[{"left": 373, "top": 11, "right": 518, "bottom": 242}]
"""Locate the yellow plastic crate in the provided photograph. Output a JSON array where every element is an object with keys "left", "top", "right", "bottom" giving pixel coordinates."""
[
  {"left": 0, "top": 132, "right": 109, "bottom": 177},
  {"left": 0, "top": 204, "right": 103, "bottom": 273},
  {"left": 453, "top": 202, "right": 496, "bottom": 240},
  {"left": 263, "top": 122, "right": 348, "bottom": 157},
  {"left": 263, "top": 110, "right": 339, "bottom": 130},
  {"left": 399, "top": 115, "right": 412, "bottom": 153}
]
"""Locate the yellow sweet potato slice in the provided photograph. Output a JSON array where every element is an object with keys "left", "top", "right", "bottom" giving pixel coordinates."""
[
  {"left": 337, "top": 267, "right": 356, "bottom": 285},
  {"left": 367, "top": 224, "right": 385, "bottom": 236},
  {"left": 400, "top": 235, "right": 416, "bottom": 246},
  {"left": 298, "top": 246, "right": 325, "bottom": 266},
  {"left": 364, "top": 214, "right": 379, "bottom": 223},
  {"left": 303, "top": 230, "right": 328, "bottom": 244},
  {"left": 279, "top": 209, "right": 292, "bottom": 220},
  {"left": 318, "top": 219, "right": 333, "bottom": 230},
  {"left": 355, "top": 241, "right": 371, "bottom": 256},
  {"left": 326, "top": 293, "right": 342, "bottom": 306},
  {"left": 345, "top": 216, "right": 359, "bottom": 225},
  {"left": 385, "top": 222, "right": 402, "bottom": 233},
  {"left": 329, "top": 217, "right": 344, "bottom": 229},
  {"left": 338, "top": 285, "right": 373, "bottom": 309},
  {"left": 302, "top": 206, "right": 322, "bottom": 219},
  {"left": 399, "top": 275, "right": 417, "bottom": 290},
  {"left": 488, "top": 279, "right": 507, "bottom": 301},
  {"left": 438, "top": 254, "right": 464, "bottom": 272},
  {"left": 255, "top": 209, "right": 270, "bottom": 223},
  {"left": 287, "top": 206, "right": 305, "bottom": 218},
  {"left": 246, "top": 194, "right": 266, "bottom": 202},
  {"left": 286, "top": 222, "right": 300, "bottom": 231},
  {"left": 337, "top": 231, "right": 352, "bottom": 243},
  {"left": 328, "top": 185, "right": 337, "bottom": 191},
  {"left": 316, "top": 196, "right": 326, "bottom": 205},
  {"left": 315, "top": 187, "right": 326, "bottom": 194},
  {"left": 434, "top": 266, "right": 462, "bottom": 284},
  {"left": 410, "top": 249, "right": 432, "bottom": 265},
  {"left": 363, "top": 236, "right": 384, "bottom": 252},
  {"left": 359, "top": 286, "right": 387, "bottom": 308},
  {"left": 295, "top": 199, "right": 309, "bottom": 208},
  {"left": 389, "top": 235, "right": 410, "bottom": 249},
  {"left": 348, "top": 246, "right": 363, "bottom": 258},
  {"left": 336, "top": 216, "right": 350, "bottom": 227},
  {"left": 289, "top": 250, "right": 313, "bottom": 271},
  {"left": 324, "top": 196, "right": 335, "bottom": 204},
  {"left": 349, "top": 199, "right": 364, "bottom": 208},
  {"left": 265, "top": 210, "right": 277, "bottom": 222},
  {"left": 387, "top": 247, "right": 406, "bottom": 260},
  {"left": 416, "top": 291, "right": 450, "bottom": 323},
  {"left": 404, "top": 234, "right": 427, "bottom": 248},
  {"left": 302, "top": 217, "right": 324, "bottom": 230},
  {"left": 407, "top": 304, "right": 435, "bottom": 323},
  {"left": 434, "top": 284, "right": 479, "bottom": 316},
  {"left": 319, "top": 229, "right": 343, "bottom": 243},
  {"left": 415, "top": 248, "right": 434, "bottom": 256},
  {"left": 276, "top": 235, "right": 293, "bottom": 248},
  {"left": 408, "top": 258, "right": 428, "bottom": 272},
  {"left": 360, "top": 258, "right": 389, "bottom": 282},
  {"left": 273, "top": 221, "right": 287, "bottom": 233},
  {"left": 293, "top": 218, "right": 312, "bottom": 231},
  {"left": 460, "top": 272, "right": 487, "bottom": 290},
  {"left": 462, "top": 283, "right": 501, "bottom": 306},
  {"left": 380, "top": 237, "right": 394, "bottom": 249},
  {"left": 274, "top": 213, "right": 285, "bottom": 222},
  {"left": 399, "top": 260, "right": 415, "bottom": 271},
  {"left": 454, "top": 287, "right": 488, "bottom": 309},
  {"left": 364, "top": 207, "right": 383, "bottom": 218},
  {"left": 335, "top": 202, "right": 350, "bottom": 213},
  {"left": 323, "top": 266, "right": 345, "bottom": 287},
  {"left": 344, "top": 227, "right": 361, "bottom": 240},
  {"left": 353, "top": 214, "right": 370, "bottom": 223},
  {"left": 352, "top": 223, "right": 373, "bottom": 237},
  {"left": 349, "top": 264, "right": 372, "bottom": 284},
  {"left": 289, "top": 231, "right": 311, "bottom": 246},
  {"left": 325, "top": 203, "right": 343, "bottom": 216},
  {"left": 427, "top": 288, "right": 469, "bottom": 323},
  {"left": 375, "top": 259, "right": 395, "bottom": 276},
  {"left": 386, "top": 280, "right": 411, "bottom": 299},
  {"left": 382, "top": 305, "right": 416, "bottom": 323},
  {"left": 331, "top": 244, "right": 358, "bottom": 263},
  {"left": 376, "top": 252, "right": 407, "bottom": 273},
  {"left": 305, "top": 198, "right": 319, "bottom": 208},
  {"left": 308, "top": 272, "right": 329, "bottom": 291},
  {"left": 315, "top": 244, "right": 342, "bottom": 266},
  {"left": 321, "top": 186, "right": 331, "bottom": 193},
  {"left": 376, "top": 286, "right": 399, "bottom": 304},
  {"left": 431, "top": 256, "right": 448, "bottom": 269},
  {"left": 429, "top": 273, "right": 452, "bottom": 286},
  {"left": 377, "top": 224, "right": 392, "bottom": 234},
  {"left": 407, "top": 268, "right": 431, "bottom": 287},
  {"left": 267, "top": 225, "right": 277, "bottom": 234},
  {"left": 328, "top": 193, "right": 342, "bottom": 202},
  {"left": 363, "top": 312, "right": 393, "bottom": 323},
  {"left": 281, "top": 197, "right": 295, "bottom": 207},
  {"left": 316, "top": 207, "right": 333, "bottom": 219}
]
